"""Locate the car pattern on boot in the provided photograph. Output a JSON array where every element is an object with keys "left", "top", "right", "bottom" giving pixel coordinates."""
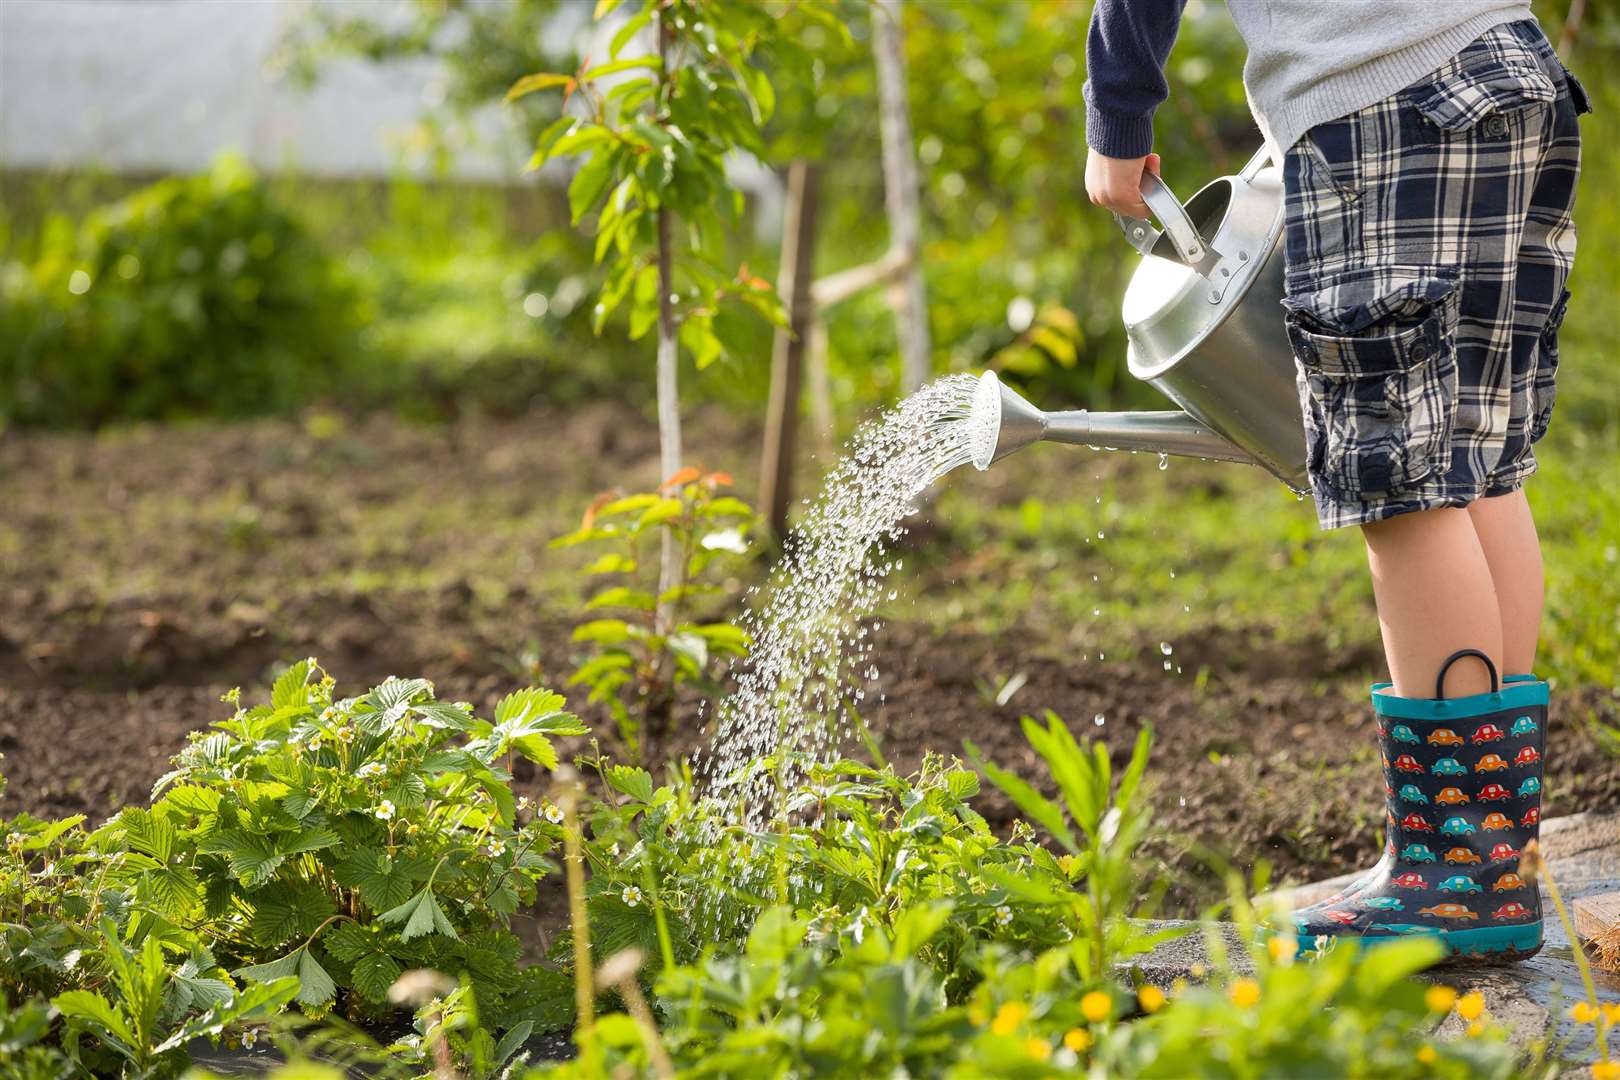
[{"left": 1291, "top": 685, "right": 1546, "bottom": 957}]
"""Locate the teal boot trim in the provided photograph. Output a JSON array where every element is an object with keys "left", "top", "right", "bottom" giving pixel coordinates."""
[{"left": 1293, "top": 921, "right": 1544, "bottom": 958}]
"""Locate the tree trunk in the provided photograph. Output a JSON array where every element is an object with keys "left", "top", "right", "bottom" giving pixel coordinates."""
[
  {"left": 1558, "top": 0, "right": 1587, "bottom": 53},
  {"left": 872, "top": 0, "right": 931, "bottom": 393},
  {"left": 759, "top": 161, "right": 822, "bottom": 541},
  {"left": 654, "top": 15, "right": 681, "bottom": 634},
  {"left": 807, "top": 316, "right": 834, "bottom": 455}
]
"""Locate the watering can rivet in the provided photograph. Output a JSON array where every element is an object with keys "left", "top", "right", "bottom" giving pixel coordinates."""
[
  {"left": 1208, "top": 289, "right": 1221, "bottom": 303},
  {"left": 1239, "top": 250, "right": 1250, "bottom": 261},
  {"left": 1220, "top": 267, "right": 1231, "bottom": 278}
]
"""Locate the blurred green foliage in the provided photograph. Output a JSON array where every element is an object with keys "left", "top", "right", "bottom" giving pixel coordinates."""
[
  {"left": 0, "top": 157, "right": 364, "bottom": 426},
  {"left": 0, "top": 0, "right": 1614, "bottom": 443}
]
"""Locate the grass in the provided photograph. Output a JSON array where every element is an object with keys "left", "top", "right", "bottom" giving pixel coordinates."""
[{"left": 899, "top": 418, "right": 1617, "bottom": 695}]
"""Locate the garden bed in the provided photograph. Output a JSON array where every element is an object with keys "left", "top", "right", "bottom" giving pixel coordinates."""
[{"left": 3, "top": 405, "right": 1616, "bottom": 919}]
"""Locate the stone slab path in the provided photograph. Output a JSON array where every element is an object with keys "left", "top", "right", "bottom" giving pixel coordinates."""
[{"left": 1130, "top": 812, "right": 1620, "bottom": 1070}]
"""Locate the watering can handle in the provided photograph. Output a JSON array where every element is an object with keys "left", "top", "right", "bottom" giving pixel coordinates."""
[{"left": 1113, "top": 171, "right": 1208, "bottom": 266}]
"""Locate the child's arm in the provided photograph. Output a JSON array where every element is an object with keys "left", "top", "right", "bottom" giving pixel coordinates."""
[{"left": 1082, "top": 0, "right": 1188, "bottom": 218}]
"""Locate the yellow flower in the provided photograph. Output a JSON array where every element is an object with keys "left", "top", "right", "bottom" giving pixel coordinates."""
[
  {"left": 1025, "top": 1038, "right": 1052, "bottom": 1061},
  {"left": 1138, "top": 985, "right": 1167, "bottom": 1014},
  {"left": 1603, "top": 1002, "right": 1620, "bottom": 1024},
  {"left": 1268, "top": 936, "right": 1297, "bottom": 964},
  {"left": 1416, "top": 1045, "right": 1437, "bottom": 1065},
  {"left": 1456, "top": 991, "right": 1486, "bottom": 1021},
  {"left": 1229, "top": 979, "right": 1261, "bottom": 1008},
  {"left": 1424, "top": 985, "right": 1457, "bottom": 1013},
  {"left": 1063, "top": 1028, "right": 1093, "bottom": 1053},
  {"left": 1080, "top": 991, "right": 1112, "bottom": 1023},
  {"left": 1572, "top": 1001, "right": 1600, "bottom": 1024},
  {"left": 1466, "top": 1021, "right": 1486, "bottom": 1038},
  {"left": 991, "top": 1001, "right": 1029, "bottom": 1036},
  {"left": 1190, "top": 962, "right": 1208, "bottom": 979},
  {"left": 1591, "top": 1061, "right": 1620, "bottom": 1080}
]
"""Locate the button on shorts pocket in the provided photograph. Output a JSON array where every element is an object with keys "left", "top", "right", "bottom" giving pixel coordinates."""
[
  {"left": 1283, "top": 271, "right": 1462, "bottom": 498},
  {"left": 1530, "top": 288, "right": 1571, "bottom": 444}
]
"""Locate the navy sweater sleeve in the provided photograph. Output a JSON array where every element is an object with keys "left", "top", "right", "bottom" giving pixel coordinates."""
[{"left": 1083, "top": 0, "right": 1189, "bottom": 159}]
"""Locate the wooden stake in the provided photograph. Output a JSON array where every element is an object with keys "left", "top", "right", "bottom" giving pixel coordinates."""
[{"left": 759, "top": 160, "right": 822, "bottom": 541}]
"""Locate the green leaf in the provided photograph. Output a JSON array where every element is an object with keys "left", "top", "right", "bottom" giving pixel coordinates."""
[
  {"left": 569, "top": 149, "right": 620, "bottom": 224},
  {"left": 638, "top": 499, "right": 684, "bottom": 527},
  {"left": 680, "top": 314, "right": 723, "bottom": 370},
  {"left": 380, "top": 886, "right": 459, "bottom": 942},
  {"left": 334, "top": 851, "right": 429, "bottom": 912},
  {"left": 271, "top": 659, "right": 316, "bottom": 710},
  {"left": 583, "top": 553, "right": 636, "bottom": 575},
  {"left": 595, "top": 493, "right": 662, "bottom": 517},
  {"left": 966, "top": 739, "right": 1080, "bottom": 854},
  {"left": 495, "top": 688, "right": 570, "bottom": 727},
  {"left": 250, "top": 880, "right": 336, "bottom": 947},
  {"left": 593, "top": 0, "right": 623, "bottom": 18},
  {"left": 585, "top": 586, "right": 657, "bottom": 612},
  {"left": 295, "top": 948, "right": 338, "bottom": 1007},
  {"left": 51, "top": 990, "right": 135, "bottom": 1051},
  {"left": 204, "top": 830, "right": 285, "bottom": 888},
  {"left": 351, "top": 952, "right": 404, "bottom": 1003},
  {"left": 573, "top": 619, "right": 635, "bottom": 645},
  {"left": 507, "top": 72, "right": 573, "bottom": 102},
  {"left": 163, "top": 785, "right": 222, "bottom": 815},
  {"left": 580, "top": 57, "right": 661, "bottom": 82},
  {"left": 689, "top": 623, "right": 749, "bottom": 653},
  {"left": 15, "top": 814, "right": 85, "bottom": 852},
  {"left": 609, "top": 8, "right": 651, "bottom": 57},
  {"left": 235, "top": 947, "right": 335, "bottom": 1007},
  {"left": 605, "top": 765, "right": 655, "bottom": 803}
]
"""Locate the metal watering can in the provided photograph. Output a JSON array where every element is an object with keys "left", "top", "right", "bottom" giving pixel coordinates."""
[{"left": 974, "top": 147, "right": 1310, "bottom": 492}]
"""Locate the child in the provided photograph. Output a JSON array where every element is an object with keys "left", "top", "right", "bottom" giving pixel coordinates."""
[{"left": 1083, "top": 1, "right": 1586, "bottom": 959}]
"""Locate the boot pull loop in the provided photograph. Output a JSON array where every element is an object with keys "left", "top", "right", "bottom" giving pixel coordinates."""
[{"left": 1435, "top": 649, "right": 1500, "bottom": 701}]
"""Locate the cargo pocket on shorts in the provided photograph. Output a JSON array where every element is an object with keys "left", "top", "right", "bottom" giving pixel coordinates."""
[
  {"left": 1408, "top": 57, "right": 1557, "bottom": 136},
  {"left": 1283, "top": 272, "right": 1462, "bottom": 498},
  {"left": 1530, "top": 287, "right": 1571, "bottom": 444},
  {"left": 1557, "top": 63, "right": 1594, "bottom": 116}
]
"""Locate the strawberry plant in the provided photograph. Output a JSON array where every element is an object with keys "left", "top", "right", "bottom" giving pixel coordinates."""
[
  {"left": 93, "top": 660, "right": 583, "bottom": 1034},
  {"left": 553, "top": 470, "right": 754, "bottom": 759}
]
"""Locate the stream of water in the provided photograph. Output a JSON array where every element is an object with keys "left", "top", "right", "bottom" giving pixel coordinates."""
[{"left": 697, "top": 374, "right": 996, "bottom": 834}]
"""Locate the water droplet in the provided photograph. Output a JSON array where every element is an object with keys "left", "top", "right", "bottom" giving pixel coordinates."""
[
  {"left": 1160, "top": 642, "right": 1173, "bottom": 656},
  {"left": 1094, "top": 713, "right": 1107, "bottom": 727}
]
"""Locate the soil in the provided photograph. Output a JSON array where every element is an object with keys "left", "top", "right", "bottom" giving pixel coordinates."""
[{"left": 2, "top": 406, "right": 1617, "bottom": 918}]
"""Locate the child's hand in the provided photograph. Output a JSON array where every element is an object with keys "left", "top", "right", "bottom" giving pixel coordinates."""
[{"left": 1086, "top": 149, "right": 1162, "bottom": 220}]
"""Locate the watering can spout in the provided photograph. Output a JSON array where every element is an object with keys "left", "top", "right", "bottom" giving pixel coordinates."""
[{"left": 972, "top": 371, "right": 1256, "bottom": 472}]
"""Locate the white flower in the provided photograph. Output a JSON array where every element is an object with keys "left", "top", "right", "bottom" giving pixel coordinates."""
[
  {"left": 308, "top": 735, "right": 322, "bottom": 752},
  {"left": 621, "top": 885, "right": 643, "bottom": 907},
  {"left": 240, "top": 1027, "right": 258, "bottom": 1050},
  {"left": 608, "top": 842, "right": 621, "bottom": 858},
  {"left": 517, "top": 796, "right": 533, "bottom": 812},
  {"left": 487, "top": 839, "right": 507, "bottom": 857},
  {"left": 374, "top": 800, "right": 396, "bottom": 821},
  {"left": 994, "top": 905, "right": 1014, "bottom": 927},
  {"left": 335, "top": 726, "right": 354, "bottom": 743},
  {"left": 544, "top": 802, "right": 564, "bottom": 824},
  {"left": 355, "top": 761, "right": 384, "bottom": 779}
]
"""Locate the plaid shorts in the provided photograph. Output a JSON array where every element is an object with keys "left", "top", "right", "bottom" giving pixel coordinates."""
[{"left": 1281, "top": 20, "right": 1589, "bottom": 530}]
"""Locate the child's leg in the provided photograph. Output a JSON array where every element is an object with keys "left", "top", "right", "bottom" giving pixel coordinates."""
[
  {"left": 1361, "top": 506, "right": 1503, "bottom": 698},
  {"left": 1465, "top": 490, "right": 1544, "bottom": 676}
]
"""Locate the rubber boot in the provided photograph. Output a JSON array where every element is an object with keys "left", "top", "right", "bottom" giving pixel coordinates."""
[
  {"left": 1290, "top": 672, "right": 1541, "bottom": 918},
  {"left": 1292, "top": 652, "right": 1546, "bottom": 959}
]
